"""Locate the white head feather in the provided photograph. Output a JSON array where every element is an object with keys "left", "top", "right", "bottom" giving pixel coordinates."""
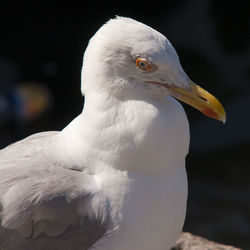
[{"left": 81, "top": 17, "right": 189, "bottom": 98}]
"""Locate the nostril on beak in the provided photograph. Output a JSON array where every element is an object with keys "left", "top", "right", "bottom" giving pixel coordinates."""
[{"left": 198, "top": 96, "right": 208, "bottom": 102}]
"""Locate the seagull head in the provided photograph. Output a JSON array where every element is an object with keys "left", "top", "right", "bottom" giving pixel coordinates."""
[{"left": 81, "top": 17, "right": 226, "bottom": 123}]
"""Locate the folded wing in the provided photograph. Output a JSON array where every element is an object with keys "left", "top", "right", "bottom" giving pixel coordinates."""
[{"left": 0, "top": 132, "right": 108, "bottom": 250}]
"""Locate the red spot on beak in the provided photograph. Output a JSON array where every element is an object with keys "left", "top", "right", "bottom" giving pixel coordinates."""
[{"left": 203, "top": 107, "right": 219, "bottom": 119}]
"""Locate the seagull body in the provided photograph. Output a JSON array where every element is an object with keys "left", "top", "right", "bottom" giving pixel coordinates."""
[{"left": 0, "top": 17, "right": 225, "bottom": 250}]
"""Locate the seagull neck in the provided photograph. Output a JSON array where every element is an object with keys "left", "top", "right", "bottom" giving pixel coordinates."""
[
  {"left": 82, "top": 91, "right": 121, "bottom": 113},
  {"left": 62, "top": 90, "right": 189, "bottom": 175},
  {"left": 82, "top": 89, "right": 165, "bottom": 114}
]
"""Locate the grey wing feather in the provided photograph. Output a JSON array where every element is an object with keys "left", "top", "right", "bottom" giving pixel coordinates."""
[{"left": 0, "top": 132, "right": 108, "bottom": 250}]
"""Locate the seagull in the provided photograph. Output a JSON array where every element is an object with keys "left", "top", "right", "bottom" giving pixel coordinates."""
[{"left": 0, "top": 17, "right": 226, "bottom": 250}]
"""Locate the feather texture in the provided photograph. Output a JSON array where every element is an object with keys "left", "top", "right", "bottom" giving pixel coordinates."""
[{"left": 0, "top": 132, "right": 108, "bottom": 250}]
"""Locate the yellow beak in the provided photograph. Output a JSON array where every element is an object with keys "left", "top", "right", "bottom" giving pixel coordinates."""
[{"left": 168, "top": 81, "right": 226, "bottom": 123}]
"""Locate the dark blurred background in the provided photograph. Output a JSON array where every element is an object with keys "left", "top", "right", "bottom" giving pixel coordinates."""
[{"left": 0, "top": 1, "right": 249, "bottom": 248}]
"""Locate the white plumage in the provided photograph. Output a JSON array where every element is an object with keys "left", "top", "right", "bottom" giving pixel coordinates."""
[{"left": 0, "top": 17, "right": 225, "bottom": 250}]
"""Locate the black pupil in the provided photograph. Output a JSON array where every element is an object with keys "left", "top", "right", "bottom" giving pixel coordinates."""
[{"left": 140, "top": 62, "right": 146, "bottom": 68}]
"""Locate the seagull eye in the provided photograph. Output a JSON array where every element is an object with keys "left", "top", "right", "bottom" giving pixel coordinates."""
[{"left": 136, "top": 58, "right": 152, "bottom": 71}]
